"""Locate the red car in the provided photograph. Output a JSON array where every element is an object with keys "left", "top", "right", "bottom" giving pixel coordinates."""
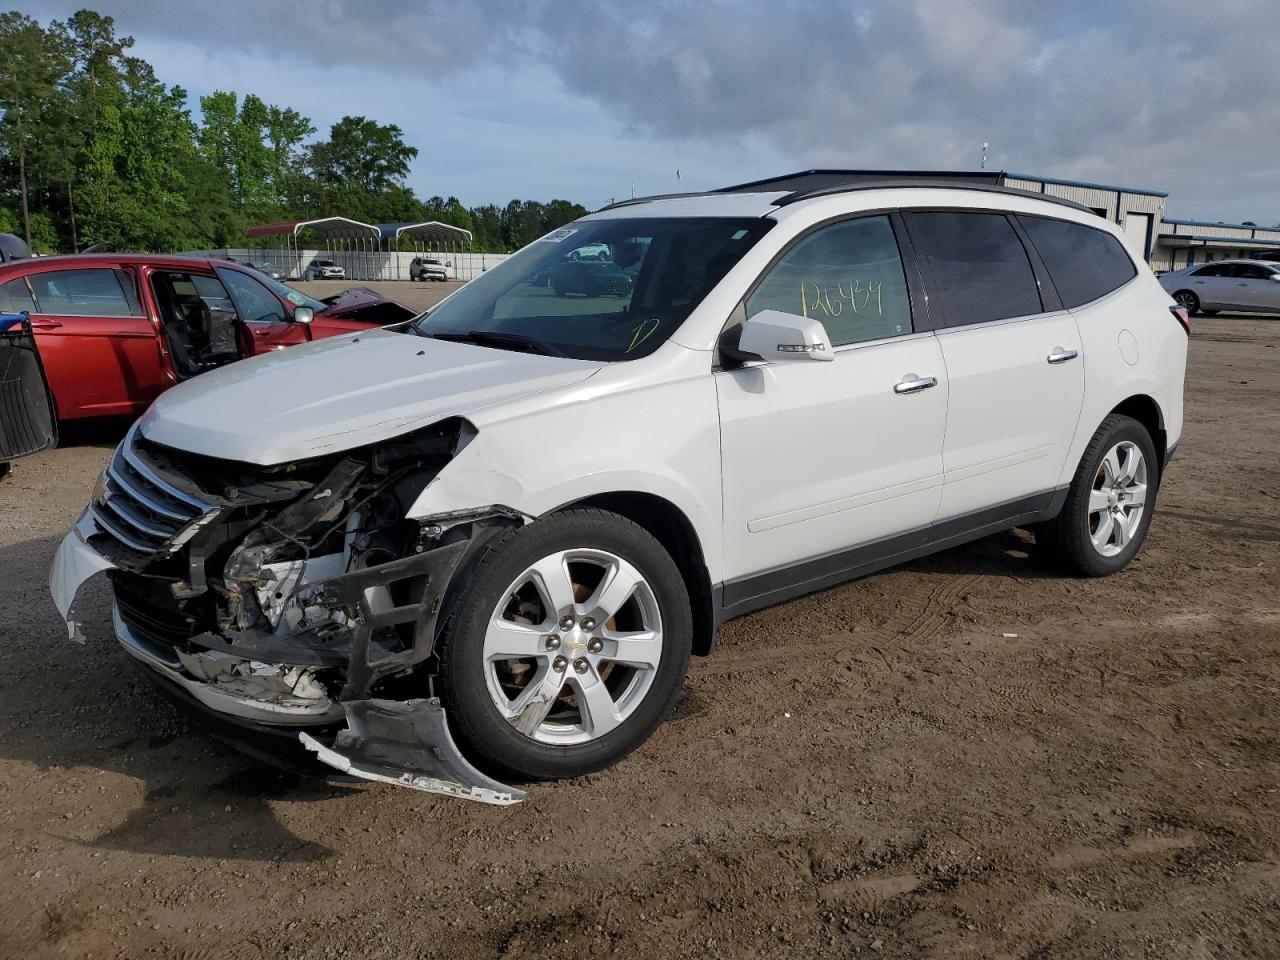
[{"left": 0, "top": 254, "right": 416, "bottom": 420}]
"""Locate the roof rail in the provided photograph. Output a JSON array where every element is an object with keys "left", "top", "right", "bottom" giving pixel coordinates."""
[
  {"left": 716, "top": 169, "right": 1006, "bottom": 195},
  {"left": 598, "top": 191, "right": 712, "bottom": 211},
  {"left": 597, "top": 170, "right": 1095, "bottom": 216},
  {"left": 772, "top": 178, "right": 1095, "bottom": 213}
]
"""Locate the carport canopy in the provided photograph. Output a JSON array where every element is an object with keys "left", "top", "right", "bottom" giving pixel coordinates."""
[
  {"left": 379, "top": 221, "right": 473, "bottom": 244},
  {"left": 246, "top": 216, "right": 381, "bottom": 241}
]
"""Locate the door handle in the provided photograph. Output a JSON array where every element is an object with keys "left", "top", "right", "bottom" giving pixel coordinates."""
[
  {"left": 1047, "top": 348, "right": 1079, "bottom": 364},
  {"left": 29, "top": 319, "right": 62, "bottom": 329},
  {"left": 893, "top": 374, "right": 938, "bottom": 394}
]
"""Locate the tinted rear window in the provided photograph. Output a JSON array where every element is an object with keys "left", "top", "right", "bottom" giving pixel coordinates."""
[
  {"left": 1017, "top": 215, "right": 1136, "bottom": 308},
  {"left": 905, "top": 211, "right": 1043, "bottom": 327}
]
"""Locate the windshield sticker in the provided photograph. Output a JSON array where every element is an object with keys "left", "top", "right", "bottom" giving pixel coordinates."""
[
  {"left": 539, "top": 228, "right": 579, "bottom": 243},
  {"left": 285, "top": 291, "right": 308, "bottom": 305}
]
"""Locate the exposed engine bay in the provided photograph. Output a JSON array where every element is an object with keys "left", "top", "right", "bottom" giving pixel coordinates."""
[{"left": 60, "top": 418, "right": 526, "bottom": 804}]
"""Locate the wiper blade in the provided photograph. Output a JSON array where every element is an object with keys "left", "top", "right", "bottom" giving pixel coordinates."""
[{"left": 427, "top": 330, "right": 563, "bottom": 357}]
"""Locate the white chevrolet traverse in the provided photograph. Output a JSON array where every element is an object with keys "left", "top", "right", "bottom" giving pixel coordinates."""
[{"left": 50, "top": 172, "right": 1189, "bottom": 803}]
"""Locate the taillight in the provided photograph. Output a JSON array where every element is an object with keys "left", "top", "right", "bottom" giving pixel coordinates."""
[{"left": 1170, "top": 304, "right": 1191, "bottom": 335}]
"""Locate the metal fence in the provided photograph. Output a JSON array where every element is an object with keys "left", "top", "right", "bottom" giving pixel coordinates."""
[{"left": 185, "top": 249, "right": 512, "bottom": 283}]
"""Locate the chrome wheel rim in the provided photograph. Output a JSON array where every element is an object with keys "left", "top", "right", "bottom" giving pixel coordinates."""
[
  {"left": 483, "top": 548, "right": 663, "bottom": 745},
  {"left": 1089, "top": 441, "right": 1148, "bottom": 557}
]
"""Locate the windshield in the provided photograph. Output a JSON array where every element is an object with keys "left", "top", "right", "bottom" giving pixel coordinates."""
[
  {"left": 411, "top": 217, "right": 772, "bottom": 361},
  {"left": 254, "top": 272, "right": 327, "bottom": 312}
]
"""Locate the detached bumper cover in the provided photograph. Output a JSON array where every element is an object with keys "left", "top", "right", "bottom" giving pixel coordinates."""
[{"left": 301, "top": 699, "right": 525, "bottom": 805}]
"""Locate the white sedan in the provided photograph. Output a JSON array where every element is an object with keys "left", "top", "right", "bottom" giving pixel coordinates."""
[{"left": 1159, "top": 259, "right": 1280, "bottom": 315}]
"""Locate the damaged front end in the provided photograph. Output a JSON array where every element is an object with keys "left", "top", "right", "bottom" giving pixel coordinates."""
[{"left": 51, "top": 419, "right": 526, "bottom": 804}]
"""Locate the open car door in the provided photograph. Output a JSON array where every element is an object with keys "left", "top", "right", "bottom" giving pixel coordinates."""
[{"left": 0, "top": 312, "right": 59, "bottom": 475}]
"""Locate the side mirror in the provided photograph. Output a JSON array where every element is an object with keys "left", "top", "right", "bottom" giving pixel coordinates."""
[
  {"left": 1269, "top": 273, "right": 1280, "bottom": 283},
  {"left": 728, "top": 309, "right": 834, "bottom": 363},
  {"left": 293, "top": 305, "right": 315, "bottom": 324}
]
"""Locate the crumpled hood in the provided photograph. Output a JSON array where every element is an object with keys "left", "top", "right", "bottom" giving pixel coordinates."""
[{"left": 139, "top": 328, "right": 602, "bottom": 464}]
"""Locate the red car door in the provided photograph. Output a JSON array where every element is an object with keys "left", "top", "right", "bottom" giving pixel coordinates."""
[
  {"left": 214, "top": 265, "right": 310, "bottom": 353},
  {"left": 6, "top": 265, "right": 166, "bottom": 419}
]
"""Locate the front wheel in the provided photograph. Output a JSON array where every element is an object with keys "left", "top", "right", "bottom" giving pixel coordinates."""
[
  {"left": 1039, "top": 414, "right": 1159, "bottom": 576},
  {"left": 436, "top": 508, "right": 692, "bottom": 781}
]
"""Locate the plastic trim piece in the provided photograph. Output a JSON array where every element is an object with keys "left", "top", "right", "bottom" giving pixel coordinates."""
[{"left": 300, "top": 698, "right": 526, "bottom": 805}]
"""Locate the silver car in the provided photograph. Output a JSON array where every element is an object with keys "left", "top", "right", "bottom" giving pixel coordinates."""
[{"left": 1159, "top": 259, "right": 1280, "bottom": 315}]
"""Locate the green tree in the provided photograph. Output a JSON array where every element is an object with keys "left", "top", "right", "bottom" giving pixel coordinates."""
[
  {"left": 307, "top": 116, "right": 418, "bottom": 193},
  {"left": 0, "top": 12, "right": 70, "bottom": 249}
]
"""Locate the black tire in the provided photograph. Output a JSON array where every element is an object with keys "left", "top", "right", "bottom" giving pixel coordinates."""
[
  {"left": 1172, "top": 290, "right": 1200, "bottom": 314},
  {"left": 436, "top": 508, "right": 692, "bottom": 781},
  {"left": 1039, "top": 414, "right": 1159, "bottom": 577}
]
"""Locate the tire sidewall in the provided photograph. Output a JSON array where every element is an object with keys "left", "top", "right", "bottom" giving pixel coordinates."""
[
  {"left": 438, "top": 511, "right": 692, "bottom": 781},
  {"left": 1065, "top": 416, "right": 1160, "bottom": 576}
]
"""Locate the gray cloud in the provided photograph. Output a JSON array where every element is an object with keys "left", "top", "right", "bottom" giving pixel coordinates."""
[{"left": 28, "top": 0, "right": 1280, "bottom": 220}]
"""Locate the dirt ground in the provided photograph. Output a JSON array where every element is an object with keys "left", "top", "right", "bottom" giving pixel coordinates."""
[{"left": 1, "top": 291, "right": 1277, "bottom": 959}]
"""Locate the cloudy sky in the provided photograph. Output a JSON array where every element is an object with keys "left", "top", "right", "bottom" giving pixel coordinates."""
[{"left": 25, "top": 0, "right": 1280, "bottom": 222}]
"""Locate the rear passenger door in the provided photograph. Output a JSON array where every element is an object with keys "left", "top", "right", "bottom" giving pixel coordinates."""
[
  {"left": 903, "top": 210, "right": 1084, "bottom": 520},
  {"left": 5, "top": 266, "right": 165, "bottom": 419},
  {"left": 1183, "top": 263, "right": 1231, "bottom": 309}
]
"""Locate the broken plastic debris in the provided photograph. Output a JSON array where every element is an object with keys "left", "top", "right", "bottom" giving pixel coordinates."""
[
  {"left": 1002, "top": 632, "right": 1019, "bottom": 638},
  {"left": 300, "top": 698, "right": 525, "bottom": 806}
]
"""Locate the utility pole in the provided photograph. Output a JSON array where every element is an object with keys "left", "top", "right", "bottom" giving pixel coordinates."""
[
  {"left": 18, "top": 128, "right": 31, "bottom": 249},
  {"left": 981, "top": 142, "right": 989, "bottom": 170}
]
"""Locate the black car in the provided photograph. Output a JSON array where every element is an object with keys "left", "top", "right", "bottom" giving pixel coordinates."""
[{"left": 549, "top": 260, "right": 633, "bottom": 297}]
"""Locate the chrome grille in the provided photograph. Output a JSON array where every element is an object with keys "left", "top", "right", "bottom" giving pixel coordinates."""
[{"left": 91, "top": 431, "right": 215, "bottom": 557}]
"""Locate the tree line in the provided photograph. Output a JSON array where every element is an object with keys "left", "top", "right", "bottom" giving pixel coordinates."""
[{"left": 0, "top": 9, "right": 588, "bottom": 255}]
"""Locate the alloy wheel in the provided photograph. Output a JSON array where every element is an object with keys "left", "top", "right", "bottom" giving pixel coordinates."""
[
  {"left": 482, "top": 548, "right": 664, "bottom": 745},
  {"left": 1088, "top": 441, "right": 1148, "bottom": 557}
]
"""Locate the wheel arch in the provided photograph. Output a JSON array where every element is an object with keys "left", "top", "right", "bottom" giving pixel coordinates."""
[
  {"left": 555, "top": 491, "right": 717, "bottom": 657},
  {"left": 1108, "top": 394, "right": 1168, "bottom": 472}
]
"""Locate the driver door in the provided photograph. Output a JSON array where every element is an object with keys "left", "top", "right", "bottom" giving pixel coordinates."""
[
  {"left": 715, "top": 215, "right": 948, "bottom": 606},
  {"left": 1228, "top": 263, "right": 1280, "bottom": 311},
  {"left": 216, "top": 266, "right": 310, "bottom": 353}
]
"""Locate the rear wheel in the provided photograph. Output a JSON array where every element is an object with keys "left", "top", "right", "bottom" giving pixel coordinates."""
[
  {"left": 437, "top": 508, "right": 692, "bottom": 781},
  {"left": 1172, "top": 290, "right": 1200, "bottom": 314},
  {"left": 1039, "top": 414, "right": 1159, "bottom": 576}
]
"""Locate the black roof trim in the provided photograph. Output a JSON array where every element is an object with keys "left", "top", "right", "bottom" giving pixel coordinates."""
[
  {"left": 716, "top": 168, "right": 1006, "bottom": 195},
  {"left": 598, "top": 192, "right": 710, "bottom": 211},
  {"left": 773, "top": 179, "right": 1095, "bottom": 213},
  {"left": 597, "top": 169, "right": 1094, "bottom": 216}
]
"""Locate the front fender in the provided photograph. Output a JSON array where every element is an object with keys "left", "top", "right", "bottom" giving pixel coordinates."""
[{"left": 405, "top": 379, "right": 725, "bottom": 582}]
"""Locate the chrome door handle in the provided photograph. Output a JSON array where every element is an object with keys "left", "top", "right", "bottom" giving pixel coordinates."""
[
  {"left": 894, "top": 374, "right": 938, "bottom": 394},
  {"left": 1047, "top": 348, "right": 1079, "bottom": 364}
]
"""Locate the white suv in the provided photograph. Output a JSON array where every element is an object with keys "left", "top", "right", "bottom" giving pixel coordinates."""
[
  {"left": 50, "top": 174, "right": 1188, "bottom": 804},
  {"left": 305, "top": 259, "right": 346, "bottom": 280}
]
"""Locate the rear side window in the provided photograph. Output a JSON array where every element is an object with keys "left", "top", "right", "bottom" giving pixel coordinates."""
[
  {"left": 746, "top": 215, "right": 913, "bottom": 346},
  {"left": 25, "top": 268, "right": 140, "bottom": 317},
  {"left": 1017, "top": 216, "right": 1137, "bottom": 308},
  {"left": 905, "top": 212, "right": 1042, "bottom": 327},
  {"left": 0, "top": 277, "right": 37, "bottom": 313},
  {"left": 1191, "top": 264, "right": 1227, "bottom": 277}
]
